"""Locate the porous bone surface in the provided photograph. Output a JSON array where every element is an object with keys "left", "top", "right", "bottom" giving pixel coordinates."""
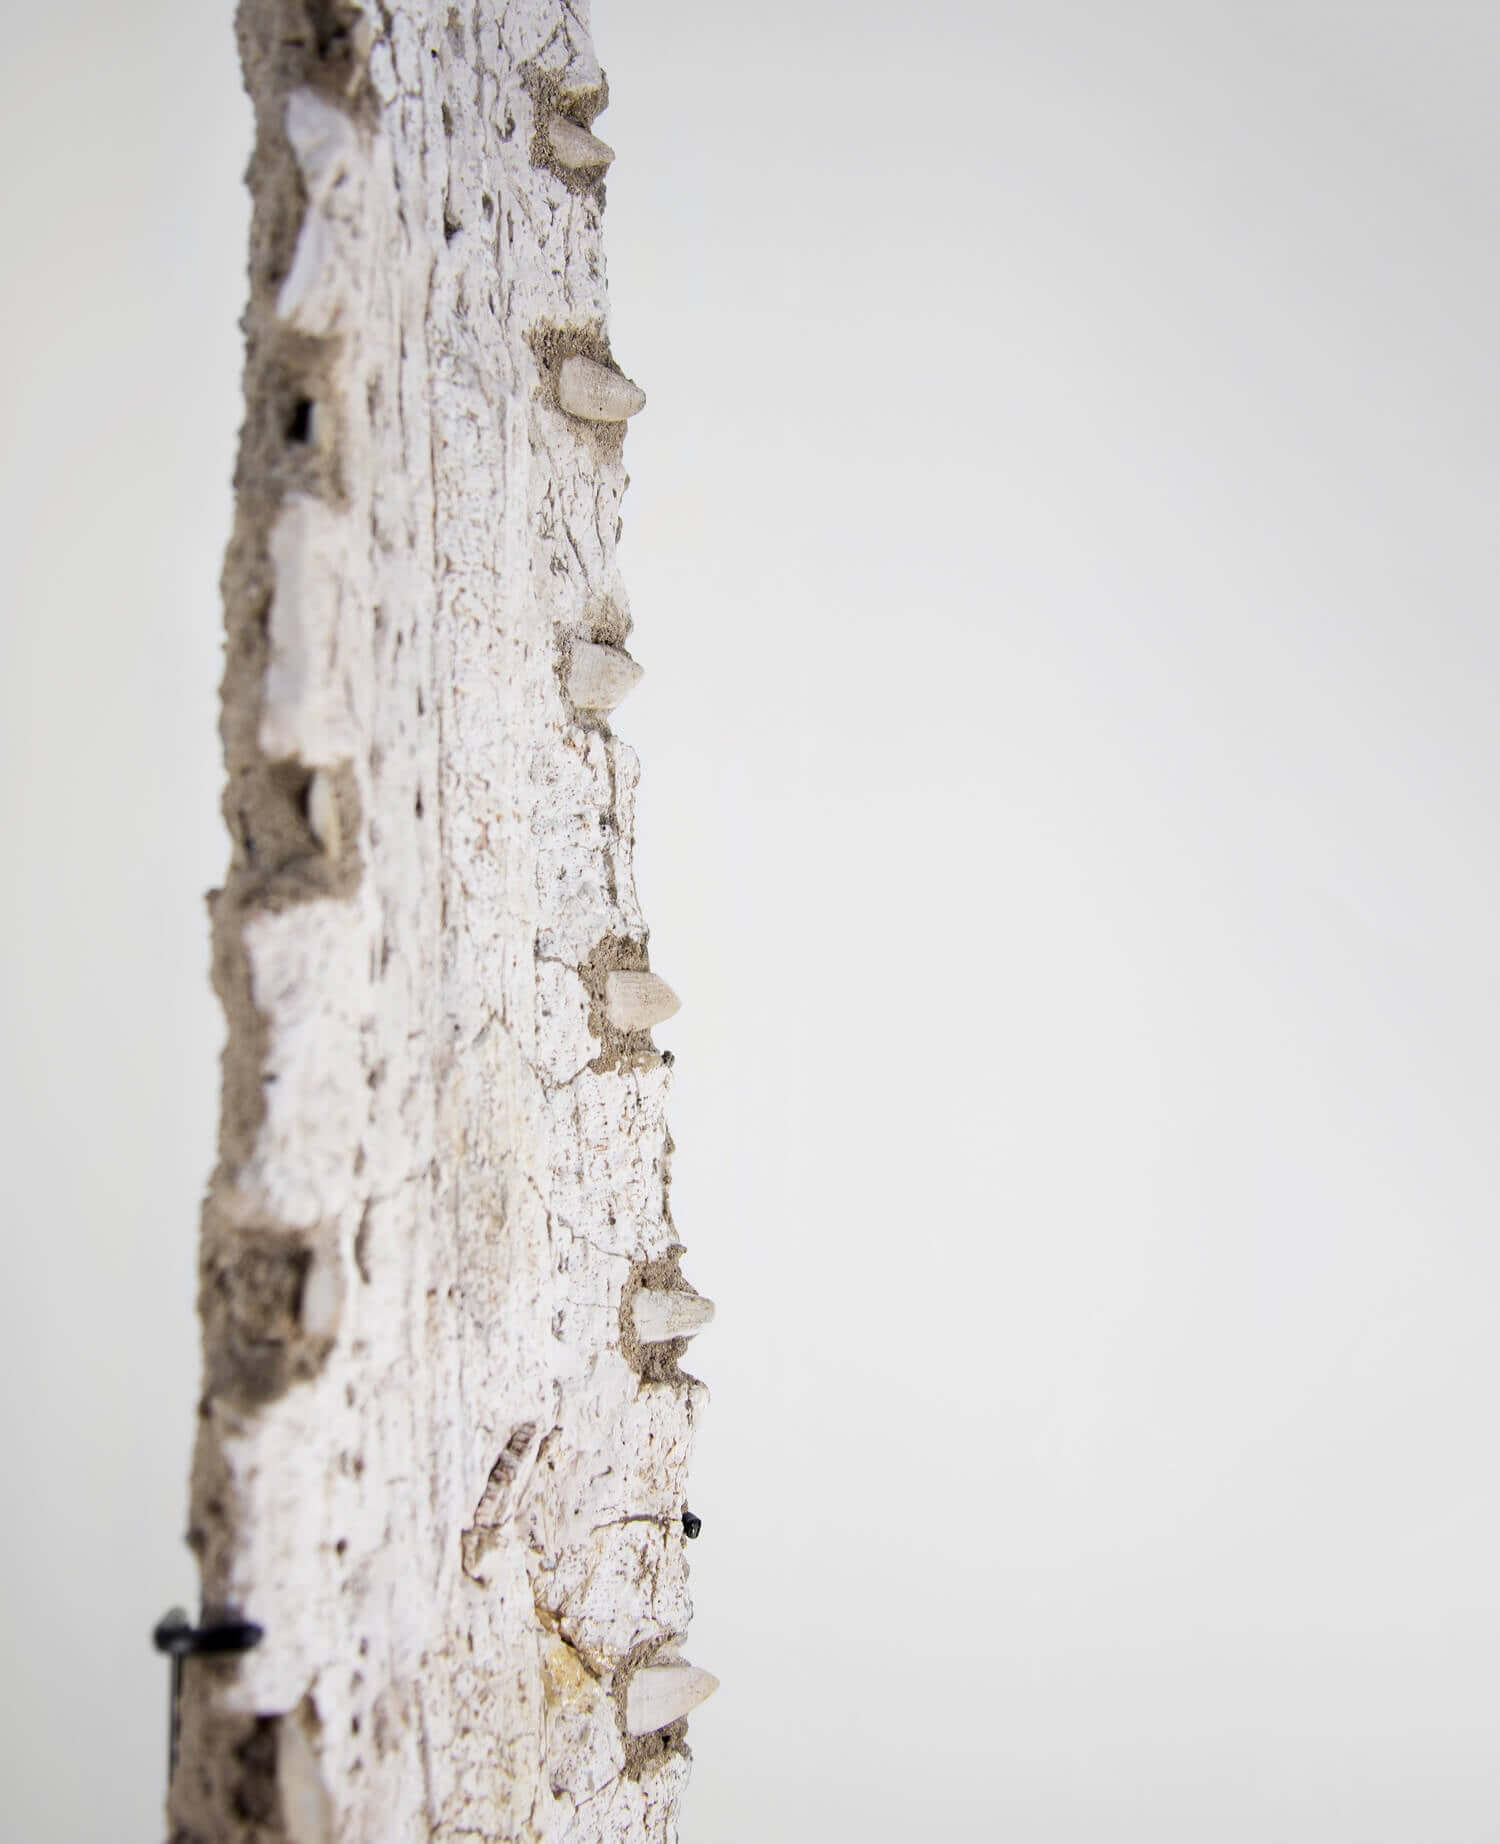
[{"left": 172, "top": 6, "right": 703, "bottom": 1840}]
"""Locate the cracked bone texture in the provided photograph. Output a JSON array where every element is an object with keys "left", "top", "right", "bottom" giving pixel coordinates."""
[{"left": 174, "top": 5, "right": 706, "bottom": 1841}]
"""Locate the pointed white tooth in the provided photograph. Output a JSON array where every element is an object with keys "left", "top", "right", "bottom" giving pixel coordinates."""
[
  {"left": 298, "top": 1248, "right": 343, "bottom": 1340},
  {"left": 276, "top": 1703, "right": 334, "bottom": 1844},
  {"left": 625, "top": 1663, "right": 720, "bottom": 1736},
  {"left": 276, "top": 90, "right": 362, "bottom": 335},
  {"left": 547, "top": 114, "right": 616, "bottom": 171},
  {"left": 284, "top": 88, "right": 358, "bottom": 213},
  {"left": 569, "top": 640, "right": 643, "bottom": 712},
  {"left": 632, "top": 1288, "right": 715, "bottom": 1344},
  {"left": 305, "top": 770, "right": 342, "bottom": 857},
  {"left": 558, "top": 354, "right": 646, "bottom": 423},
  {"left": 604, "top": 970, "right": 680, "bottom": 1032}
]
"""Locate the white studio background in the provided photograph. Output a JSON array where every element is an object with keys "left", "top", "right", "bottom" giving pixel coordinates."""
[
  {"left": 0, "top": 4, "right": 245, "bottom": 1842},
  {"left": 2, "top": 3, "right": 1498, "bottom": 1841}
]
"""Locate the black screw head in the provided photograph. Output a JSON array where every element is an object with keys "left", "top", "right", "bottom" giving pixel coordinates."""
[
  {"left": 153, "top": 1607, "right": 193, "bottom": 1652},
  {"left": 153, "top": 1610, "right": 265, "bottom": 1657},
  {"left": 682, "top": 1510, "right": 702, "bottom": 1540}
]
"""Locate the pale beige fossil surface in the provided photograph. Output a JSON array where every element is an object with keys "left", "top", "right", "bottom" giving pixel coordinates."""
[{"left": 173, "top": 4, "right": 714, "bottom": 1839}]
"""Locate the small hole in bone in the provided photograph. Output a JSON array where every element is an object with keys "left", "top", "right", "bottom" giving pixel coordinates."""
[{"left": 287, "top": 398, "right": 315, "bottom": 443}]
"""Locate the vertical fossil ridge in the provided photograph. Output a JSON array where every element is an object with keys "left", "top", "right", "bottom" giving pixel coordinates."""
[{"left": 172, "top": 6, "right": 712, "bottom": 1840}]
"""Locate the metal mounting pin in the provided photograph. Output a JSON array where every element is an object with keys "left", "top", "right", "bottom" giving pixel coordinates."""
[{"left": 152, "top": 1607, "right": 264, "bottom": 1787}]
